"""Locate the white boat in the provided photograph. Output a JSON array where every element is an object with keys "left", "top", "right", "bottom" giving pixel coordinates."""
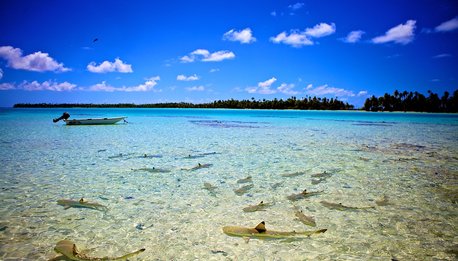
[{"left": 64, "top": 116, "right": 127, "bottom": 125}]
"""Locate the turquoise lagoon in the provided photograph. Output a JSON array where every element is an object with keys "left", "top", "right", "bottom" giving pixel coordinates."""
[{"left": 0, "top": 108, "right": 457, "bottom": 260}]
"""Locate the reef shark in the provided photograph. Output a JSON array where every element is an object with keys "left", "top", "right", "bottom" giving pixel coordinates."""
[
  {"left": 242, "top": 201, "right": 273, "bottom": 212},
  {"left": 237, "top": 176, "right": 253, "bottom": 184},
  {"left": 51, "top": 240, "right": 145, "bottom": 261},
  {"left": 234, "top": 184, "right": 254, "bottom": 196},
  {"left": 203, "top": 182, "right": 218, "bottom": 196},
  {"left": 287, "top": 189, "right": 323, "bottom": 201},
  {"left": 320, "top": 200, "right": 375, "bottom": 211},
  {"left": 223, "top": 221, "right": 326, "bottom": 240},
  {"left": 57, "top": 198, "right": 108, "bottom": 212},
  {"left": 132, "top": 167, "right": 171, "bottom": 173},
  {"left": 182, "top": 163, "right": 213, "bottom": 171},
  {"left": 293, "top": 206, "right": 316, "bottom": 227},
  {"left": 281, "top": 171, "right": 307, "bottom": 178}
]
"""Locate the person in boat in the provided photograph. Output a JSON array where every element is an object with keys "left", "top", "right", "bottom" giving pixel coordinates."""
[{"left": 53, "top": 112, "right": 70, "bottom": 123}]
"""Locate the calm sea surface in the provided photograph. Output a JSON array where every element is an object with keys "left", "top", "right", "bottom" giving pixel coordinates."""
[{"left": 0, "top": 108, "right": 457, "bottom": 260}]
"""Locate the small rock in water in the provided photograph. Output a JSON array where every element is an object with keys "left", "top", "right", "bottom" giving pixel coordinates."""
[{"left": 135, "top": 223, "right": 145, "bottom": 230}]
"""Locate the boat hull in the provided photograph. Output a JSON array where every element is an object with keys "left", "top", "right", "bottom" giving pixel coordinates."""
[{"left": 64, "top": 117, "right": 126, "bottom": 125}]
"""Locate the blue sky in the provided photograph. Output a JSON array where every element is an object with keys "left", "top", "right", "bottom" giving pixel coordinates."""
[{"left": 0, "top": 0, "right": 457, "bottom": 107}]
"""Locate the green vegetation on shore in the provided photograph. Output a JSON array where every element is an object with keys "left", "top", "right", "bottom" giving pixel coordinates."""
[
  {"left": 13, "top": 96, "right": 354, "bottom": 110},
  {"left": 363, "top": 90, "right": 458, "bottom": 112},
  {"left": 12, "top": 90, "right": 458, "bottom": 112}
]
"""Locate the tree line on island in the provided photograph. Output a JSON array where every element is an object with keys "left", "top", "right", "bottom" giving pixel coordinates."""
[
  {"left": 14, "top": 96, "right": 354, "bottom": 110},
  {"left": 13, "top": 89, "right": 458, "bottom": 112},
  {"left": 363, "top": 89, "right": 457, "bottom": 112}
]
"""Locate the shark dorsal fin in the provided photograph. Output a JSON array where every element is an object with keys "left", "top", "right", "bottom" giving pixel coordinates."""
[
  {"left": 79, "top": 198, "right": 85, "bottom": 203},
  {"left": 254, "top": 221, "right": 266, "bottom": 233},
  {"left": 302, "top": 189, "right": 307, "bottom": 194},
  {"left": 259, "top": 201, "right": 264, "bottom": 205}
]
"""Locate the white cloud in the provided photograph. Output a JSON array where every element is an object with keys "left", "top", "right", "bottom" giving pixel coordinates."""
[
  {"left": 270, "top": 22, "right": 336, "bottom": 47},
  {"left": 177, "top": 74, "right": 199, "bottom": 81},
  {"left": 0, "top": 46, "right": 70, "bottom": 72},
  {"left": 357, "top": 90, "right": 368, "bottom": 96},
  {"left": 277, "top": 83, "right": 299, "bottom": 95},
  {"left": 223, "top": 28, "right": 256, "bottom": 44},
  {"left": 433, "top": 53, "right": 452, "bottom": 58},
  {"left": 289, "top": 2, "right": 305, "bottom": 10},
  {"left": 192, "top": 49, "right": 210, "bottom": 56},
  {"left": 247, "top": 86, "right": 276, "bottom": 95},
  {"left": 87, "top": 58, "right": 133, "bottom": 73},
  {"left": 180, "top": 55, "right": 194, "bottom": 63},
  {"left": 305, "top": 84, "right": 356, "bottom": 97},
  {"left": 186, "top": 85, "right": 205, "bottom": 91},
  {"left": 15, "top": 80, "right": 77, "bottom": 91},
  {"left": 344, "top": 30, "right": 365, "bottom": 43},
  {"left": 209, "top": 68, "right": 220, "bottom": 73},
  {"left": 89, "top": 76, "right": 160, "bottom": 92},
  {"left": 0, "top": 83, "right": 15, "bottom": 90},
  {"left": 202, "top": 50, "right": 235, "bottom": 62},
  {"left": 246, "top": 78, "right": 299, "bottom": 95},
  {"left": 305, "top": 23, "right": 336, "bottom": 38},
  {"left": 270, "top": 11, "right": 277, "bottom": 17},
  {"left": 270, "top": 31, "right": 314, "bottom": 47},
  {"left": 0, "top": 68, "right": 3, "bottom": 80},
  {"left": 435, "top": 16, "right": 458, "bottom": 32},
  {"left": 258, "top": 77, "right": 277, "bottom": 88},
  {"left": 246, "top": 77, "right": 277, "bottom": 94},
  {"left": 372, "top": 20, "right": 416, "bottom": 45},
  {"left": 180, "top": 49, "right": 235, "bottom": 63}
]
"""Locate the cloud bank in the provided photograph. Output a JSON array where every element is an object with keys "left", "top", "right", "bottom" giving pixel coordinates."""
[
  {"left": 0, "top": 46, "right": 70, "bottom": 72},
  {"left": 0, "top": 80, "right": 76, "bottom": 91},
  {"left": 89, "top": 76, "right": 160, "bottom": 92}
]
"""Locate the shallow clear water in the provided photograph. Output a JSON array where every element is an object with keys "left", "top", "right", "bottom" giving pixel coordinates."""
[{"left": 0, "top": 108, "right": 457, "bottom": 260}]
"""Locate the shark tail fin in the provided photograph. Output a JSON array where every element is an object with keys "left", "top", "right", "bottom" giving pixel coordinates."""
[{"left": 112, "top": 248, "right": 146, "bottom": 260}]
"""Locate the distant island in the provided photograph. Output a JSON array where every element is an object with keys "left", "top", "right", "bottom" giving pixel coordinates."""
[
  {"left": 14, "top": 97, "right": 354, "bottom": 110},
  {"left": 13, "top": 90, "right": 458, "bottom": 112}
]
